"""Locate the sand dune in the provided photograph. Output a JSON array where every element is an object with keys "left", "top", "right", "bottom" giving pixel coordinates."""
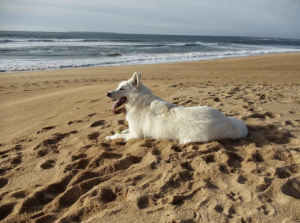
[{"left": 0, "top": 53, "right": 300, "bottom": 222}]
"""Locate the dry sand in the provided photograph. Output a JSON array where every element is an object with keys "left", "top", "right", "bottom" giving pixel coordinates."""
[{"left": 0, "top": 53, "right": 300, "bottom": 223}]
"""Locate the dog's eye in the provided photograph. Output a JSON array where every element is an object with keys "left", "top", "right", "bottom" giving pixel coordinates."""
[{"left": 120, "top": 87, "right": 125, "bottom": 91}]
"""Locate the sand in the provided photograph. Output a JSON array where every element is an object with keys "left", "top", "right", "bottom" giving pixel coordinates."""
[{"left": 0, "top": 53, "right": 300, "bottom": 223}]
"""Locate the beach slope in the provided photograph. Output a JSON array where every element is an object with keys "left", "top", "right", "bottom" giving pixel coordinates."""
[{"left": 0, "top": 53, "right": 300, "bottom": 222}]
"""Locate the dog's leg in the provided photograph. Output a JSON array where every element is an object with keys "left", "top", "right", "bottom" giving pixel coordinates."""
[
  {"left": 105, "top": 132, "right": 134, "bottom": 141},
  {"left": 122, "top": 129, "right": 130, "bottom": 134}
]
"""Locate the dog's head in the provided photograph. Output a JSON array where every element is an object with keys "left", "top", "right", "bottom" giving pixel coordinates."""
[{"left": 107, "top": 72, "right": 141, "bottom": 113}]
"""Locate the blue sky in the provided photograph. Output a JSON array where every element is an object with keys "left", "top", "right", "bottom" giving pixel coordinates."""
[{"left": 0, "top": 0, "right": 299, "bottom": 38}]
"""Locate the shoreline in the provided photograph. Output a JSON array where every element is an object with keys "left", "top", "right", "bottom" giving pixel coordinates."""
[
  {"left": 0, "top": 52, "right": 300, "bottom": 222},
  {"left": 1, "top": 52, "right": 299, "bottom": 83},
  {"left": 1, "top": 52, "right": 300, "bottom": 75}
]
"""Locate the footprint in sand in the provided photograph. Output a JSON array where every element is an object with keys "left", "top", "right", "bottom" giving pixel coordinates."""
[
  {"left": 0, "top": 145, "right": 22, "bottom": 159},
  {"left": 214, "top": 204, "right": 224, "bottom": 213},
  {"left": 36, "top": 148, "right": 55, "bottom": 158},
  {"left": 40, "top": 159, "right": 56, "bottom": 169},
  {"left": 255, "top": 183, "right": 271, "bottom": 193},
  {"left": 36, "top": 131, "right": 78, "bottom": 149},
  {"left": 37, "top": 126, "right": 56, "bottom": 134},
  {"left": 89, "top": 99, "right": 101, "bottom": 103},
  {"left": 71, "top": 153, "right": 87, "bottom": 161},
  {"left": 10, "top": 155, "right": 22, "bottom": 165},
  {"left": 90, "top": 120, "right": 105, "bottom": 127},
  {"left": 17, "top": 173, "right": 75, "bottom": 214},
  {"left": 34, "top": 131, "right": 78, "bottom": 157},
  {"left": 243, "top": 111, "right": 280, "bottom": 120},
  {"left": 0, "top": 168, "right": 12, "bottom": 176},
  {"left": 0, "top": 202, "right": 16, "bottom": 221},
  {"left": 98, "top": 187, "right": 117, "bottom": 204},
  {"left": 212, "top": 202, "right": 243, "bottom": 219},
  {"left": 68, "top": 120, "right": 83, "bottom": 125},
  {"left": 236, "top": 175, "right": 247, "bottom": 184},
  {"left": 55, "top": 185, "right": 121, "bottom": 222},
  {"left": 10, "top": 190, "right": 27, "bottom": 199},
  {"left": 247, "top": 124, "right": 292, "bottom": 146},
  {"left": 275, "top": 166, "right": 293, "bottom": 179},
  {"left": 257, "top": 204, "right": 276, "bottom": 216},
  {"left": 136, "top": 195, "right": 150, "bottom": 209},
  {"left": 84, "top": 113, "right": 97, "bottom": 119},
  {"left": 226, "top": 205, "right": 240, "bottom": 219},
  {"left": 13, "top": 144, "right": 22, "bottom": 151},
  {"left": 64, "top": 158, "right": 90, "bottom": 172},
  {"left": 0, "top": 149, "right": 10, "bottom": 158},
  {"left": 226, "top": 191, "right": 243, "bottom": 203},
  {"left": 281, "top": 177, "right": 300, "bottom": 200},
  {"left": 87, "top": 152, "right": 122, "bottom": 169},
  {"left": 0, "top": 177, "right": 8, "bottom": 188},
  {"left": 87, "top": 132, "right": 100, "bottom": 140}
]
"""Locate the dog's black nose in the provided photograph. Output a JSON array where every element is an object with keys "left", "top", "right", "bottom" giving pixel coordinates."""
[{"left": 107, "top": 92, "right": 111, "bottom": 97}]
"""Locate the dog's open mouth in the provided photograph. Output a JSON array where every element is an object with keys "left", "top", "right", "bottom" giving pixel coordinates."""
[{"left": 112, "top": 97, "right": 127, "bottom": 113}]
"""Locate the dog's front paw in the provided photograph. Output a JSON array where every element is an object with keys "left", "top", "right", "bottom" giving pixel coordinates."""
[
  {"left": 105, "top": 135, "right": 114, "bottom": 140},
  {"left": 122, "top": 129, "right": 130, "bottom": 134}
]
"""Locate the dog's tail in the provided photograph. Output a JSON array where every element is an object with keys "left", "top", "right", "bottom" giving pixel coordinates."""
[{"left": 228, "top": 117, "right": 248, "bottom": 138}]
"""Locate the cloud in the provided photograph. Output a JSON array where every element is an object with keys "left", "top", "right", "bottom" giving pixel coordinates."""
[{"left": 0, "top": 0, "right": 299, "bottom": 38}]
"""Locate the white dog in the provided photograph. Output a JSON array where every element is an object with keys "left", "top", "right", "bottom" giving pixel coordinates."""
[{"left": 106, "top": 72, "right": 248, "bottom": 144}]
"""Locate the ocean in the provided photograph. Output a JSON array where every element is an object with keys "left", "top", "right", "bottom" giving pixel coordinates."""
[{"left": 0, "top": 31, "right": 300, "bottom": 72}]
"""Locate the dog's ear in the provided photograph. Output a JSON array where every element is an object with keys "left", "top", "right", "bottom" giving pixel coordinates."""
[{"left": 130, "top": 72, "right": 141, "bottom": 87}]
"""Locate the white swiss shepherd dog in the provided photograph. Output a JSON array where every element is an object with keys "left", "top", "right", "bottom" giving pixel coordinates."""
[{"left": 106, "top": 72, "right": 248, "bottom": 144}]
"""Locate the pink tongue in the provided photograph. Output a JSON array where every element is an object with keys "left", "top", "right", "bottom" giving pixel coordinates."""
[
  {"left": 112, "top": 99, "right": 120, "bottom": 113},
  {"left": 111, "top": 97, "right": 127, "bottom": 113}
]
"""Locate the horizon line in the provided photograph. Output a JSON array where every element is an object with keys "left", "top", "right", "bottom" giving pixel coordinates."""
[{"left": 0, "top": 30, "right": 299, "bottom": 40}]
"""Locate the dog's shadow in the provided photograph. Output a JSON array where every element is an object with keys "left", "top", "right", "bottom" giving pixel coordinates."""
[{"left": 245, "top": 123, "right": 294, "bottom": 147}]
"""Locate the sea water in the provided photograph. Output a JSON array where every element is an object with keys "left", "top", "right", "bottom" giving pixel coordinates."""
[{"left": 0, "top": 31, "right": 300, "bottom": 72}]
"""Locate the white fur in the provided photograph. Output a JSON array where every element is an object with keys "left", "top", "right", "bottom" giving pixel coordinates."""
[{"left": 106, "top": 72, "right": 248, "bottom": 144}]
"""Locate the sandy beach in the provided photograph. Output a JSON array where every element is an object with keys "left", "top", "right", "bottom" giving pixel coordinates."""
[{"left": 1, "top": 53, "right": 300, "bottom": 222}]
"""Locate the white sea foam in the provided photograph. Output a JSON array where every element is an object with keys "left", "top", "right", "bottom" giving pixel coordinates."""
[
  {"left": 0, "top": 39, "right": 221, "bottom": 49},
  {"left": 0, "top": 41, "right": 142, "bottom": 49},
  {"left": 1, "top": 48, "right": 300, "bottom": 72}
]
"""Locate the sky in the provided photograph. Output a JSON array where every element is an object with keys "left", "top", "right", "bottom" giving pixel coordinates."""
[{"left": 0, "top": 0, "right": 299, "bottom": 38}]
